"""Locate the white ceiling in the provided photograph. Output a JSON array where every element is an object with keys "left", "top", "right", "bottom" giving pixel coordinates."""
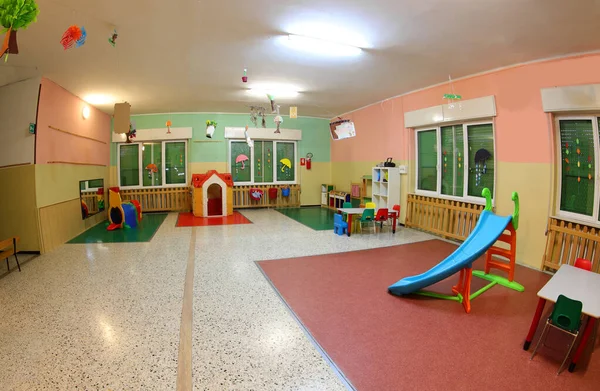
[{"left": 2, "top": 0, "right": 600, "bottom": 117}]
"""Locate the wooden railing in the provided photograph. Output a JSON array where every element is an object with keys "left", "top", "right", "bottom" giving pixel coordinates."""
[
  {"left": 405, "top": 194, "right": 485, "bottom": 241},
  {"left": 81, "top": 191, "right": 99, "bottom": 214},
  {"left": 542, "top": 217, "right": 600, "bottom": 273},
  {"left": 233, "top": 184, "right": 301, "bottom": 208},
  {"left": 120, "top": 187, "right": 191, "bottom": 212}
]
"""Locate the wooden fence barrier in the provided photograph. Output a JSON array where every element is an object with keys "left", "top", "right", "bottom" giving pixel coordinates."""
[
  {"left": 233, "top": 184, "right": 301, "bottom": 208},
  {"left": 405, "top": 194, "right": 485, "bottom": 241},
  {"left": 120, "top": 187, "right": 191, "bottom": 212},
  {"left": 542, "top": 217, "right": 600, "bottom": 273}
]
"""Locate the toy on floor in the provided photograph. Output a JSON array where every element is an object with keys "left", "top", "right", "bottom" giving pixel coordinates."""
[
  {"left": 388, "top": 188, "right": 522, "bottom": 313},
  {"left": 333, "top": 213, "right": 348, "bottom": 236},
  {"left": 107, "top": 187, "right": 142, "bottom": 231},
  {"left": 191, "top": 171, "right": 233, "bottom": 217}
]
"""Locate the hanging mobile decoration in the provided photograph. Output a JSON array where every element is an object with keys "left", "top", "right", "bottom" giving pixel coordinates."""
[
  {"left": 244, "top": 125, "right": 254, "bottom": 148},
  {"left": 76, "top": 26, "right": 87, "bottom": 47},
  {"left": 206, "top": 120, "right": 217, "bottom": 138},
  {"left": 60, "top": 25, "right": 83, "bottom": 50},
  {"left": 242, "top": 68, "right": 248, "bottom": 83},
  {"left": 166, "top": 120, "right": 172, "bottom": 134},
  {"left": 272, "top": 102, "right": 283, "bottom": 133},
  {"left": 125, "top": 121, "right": 136, "bottom": 143},
  {"left": 443, "top": 75, "right": 462, "bottom": 109},
  {"left": 108, "top": 29, "right": 118, "bottom": 47},
  {"left": 0, "top": 0, "right": 39, "bottom": 62},
  {"left": 457, "top": 152, "right": 462, "bottom": 175}
]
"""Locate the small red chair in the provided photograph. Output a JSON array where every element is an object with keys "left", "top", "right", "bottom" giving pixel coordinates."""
[
  {"left": 574, "top": 258, "right": 592, "bottom": 271},
  {"left": 374, "top": 208, "right": 389, "bottom": 232}
]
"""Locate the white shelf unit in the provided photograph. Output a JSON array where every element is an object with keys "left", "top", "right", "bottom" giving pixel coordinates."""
[{"left": 371, "top": 167, "right": 400, "bottom": 210}]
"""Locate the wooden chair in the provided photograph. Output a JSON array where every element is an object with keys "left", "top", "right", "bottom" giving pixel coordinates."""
[{"left": 0, "top": 237, "right": 21, "bottom": 272}]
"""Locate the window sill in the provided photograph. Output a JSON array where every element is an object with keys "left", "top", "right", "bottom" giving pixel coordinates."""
[
  {"left": 413, "top": 191, "right": 493, "bottom": 207},
  {"left": 551, "top": 214, "right": 600, "bottom": 229}
]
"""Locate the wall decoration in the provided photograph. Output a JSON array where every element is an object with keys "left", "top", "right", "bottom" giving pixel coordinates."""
[
  {"left": 242, "top": 68, "right": 248, "bottom": 83},
  {"left": 166, "top": 120, "right": 172, "bottom": 134},
  {"left": 280, "top": 158, "right": 291, "bottom": 173},
  {"left": 236, "top": 154, "right": 249, "bottom": 170},
  {"left": 0, "top": 0, "right": 39, "bottom": 61}
]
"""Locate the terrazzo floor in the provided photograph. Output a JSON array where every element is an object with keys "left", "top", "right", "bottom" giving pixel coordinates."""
[{"left": 0, "top": 210, "right": 434, "bottom": 390}]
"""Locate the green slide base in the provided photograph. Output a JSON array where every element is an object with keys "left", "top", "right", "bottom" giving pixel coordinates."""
[
  {"left": 414, "top": 290, "right": 463, "bottom": 303},
  {"left": 472, "top": 270, "right": 525, "bottom": 292}
]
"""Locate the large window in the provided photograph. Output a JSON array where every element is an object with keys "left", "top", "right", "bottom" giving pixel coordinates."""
[
  {"left": 416, "top": 122, "right": 495, "bottom": 201},
  {"left": 229, "top": 140, "right": 296, "bottom": 184},
  {"left": 557, "top": 118, "right": 598, "bottom": 221},
  {"left": 118, "top": 141, "right": 187, "bottom": 188}
]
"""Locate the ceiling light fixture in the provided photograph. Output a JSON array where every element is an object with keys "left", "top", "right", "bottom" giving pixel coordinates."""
[
  {"left": 83, "top": 94, "right": 116, "bottom": 105},
  {"left": 281, "top": 34, "right": 362, "bottom": 57},
  {"left": 247, "top": 86, "right": 299, "bottom": 99}
]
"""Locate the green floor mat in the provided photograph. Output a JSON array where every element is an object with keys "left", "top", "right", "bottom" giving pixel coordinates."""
[
  {"left": 276, "top": 207, "right": 335, "bottom": 231},
  {"left": 68, "top": 213, "right": 168, "bottom": 244}
]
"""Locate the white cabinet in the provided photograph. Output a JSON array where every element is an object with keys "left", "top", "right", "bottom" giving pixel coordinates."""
[{"left": 371, "top": 167, "right": 400, "bottom": 210}]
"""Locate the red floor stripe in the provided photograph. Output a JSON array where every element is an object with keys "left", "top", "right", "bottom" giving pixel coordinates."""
[
  {"left": 176, "top": 212, "right": 252, "bottom": 227},
  {"left": 258, "top": 240, "right": 600, "bottom": 391}
]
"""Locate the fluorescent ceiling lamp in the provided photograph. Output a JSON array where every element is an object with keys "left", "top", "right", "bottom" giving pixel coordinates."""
[
  {"left": 83, "top": 94, "right": 116, "bottom": 105},
  {"left": 247, "top": 86, "right": 299, "bottom": 99},
  {"left": 282, "top": 34, "right": 362, "bottom": 57}
]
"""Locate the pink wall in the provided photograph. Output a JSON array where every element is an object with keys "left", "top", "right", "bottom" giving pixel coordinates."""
[
  {"left": 36, "top": 78, "right": 110, "bottom": 165},
  {"left": 332, "top": 53, "right": 600, "bottom": 163}
]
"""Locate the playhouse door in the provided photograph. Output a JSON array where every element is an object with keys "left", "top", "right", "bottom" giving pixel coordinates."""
[{"left": 207, "top": 183, "right": 223, "bottom": 216}]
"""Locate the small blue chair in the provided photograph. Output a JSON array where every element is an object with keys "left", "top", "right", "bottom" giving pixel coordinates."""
[{"left": 333, "top": 213, "right": 348, "bottom": 236}]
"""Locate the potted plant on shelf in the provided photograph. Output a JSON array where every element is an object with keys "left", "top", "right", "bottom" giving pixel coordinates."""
[{"left": 206, "top": 120, "right": 217, "bottom": 138}]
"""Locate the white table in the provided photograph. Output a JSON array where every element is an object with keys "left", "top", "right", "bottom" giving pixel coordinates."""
[
  {"left": 523, "top": 264, "right": 600, "bottom": 372},
  {"left": 337, "top": 208, "right": 398, "bottom": 237}
]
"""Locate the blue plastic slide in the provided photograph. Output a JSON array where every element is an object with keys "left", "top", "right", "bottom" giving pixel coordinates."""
[{"left": 388, "top": 210, "right": 512, "bottom": 296}]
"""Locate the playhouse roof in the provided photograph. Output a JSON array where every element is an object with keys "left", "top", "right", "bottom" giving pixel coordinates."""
[{"left": 192, "top": 170, "right": 234, "bottom": 188}]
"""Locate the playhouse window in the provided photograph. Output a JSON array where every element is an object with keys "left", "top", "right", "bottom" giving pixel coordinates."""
[
  {"left": 229, "top": 140, "right": 297, "bottom": 184},
  {"left": 556, "top": 118, "right": 598, "bottom": 222},
  {"left": 117, "top": 140, "right": 187, "bottom": 188},
  {"left": 415, "top": 121, "right": 495, "bottom": 202}
]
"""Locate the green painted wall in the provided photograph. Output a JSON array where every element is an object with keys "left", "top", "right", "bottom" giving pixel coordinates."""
[{"left": 110, "top": 113, "right": 330, "bottom": 165}]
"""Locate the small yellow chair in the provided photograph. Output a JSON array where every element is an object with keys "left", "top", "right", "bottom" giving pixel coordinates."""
[{"left": 365, "top": 202, "right": 376, "bottom": 209}]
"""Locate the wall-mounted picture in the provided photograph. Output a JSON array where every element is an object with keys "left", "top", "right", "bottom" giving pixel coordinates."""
[{"left": 330, "top": 119, "right": 356, "bottom": 140}]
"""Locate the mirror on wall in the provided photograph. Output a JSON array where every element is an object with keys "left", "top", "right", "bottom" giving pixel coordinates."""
[{"left": 80, "top": 179, "right": 105, "bottom": 220}]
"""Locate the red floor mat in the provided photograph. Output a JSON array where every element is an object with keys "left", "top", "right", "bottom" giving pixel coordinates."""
[
  {"left": 176, "top": 212, "right": 252, "bottom": 227},
  {"left": 258, "top": 240, "right": 600, "bottom": 391}
]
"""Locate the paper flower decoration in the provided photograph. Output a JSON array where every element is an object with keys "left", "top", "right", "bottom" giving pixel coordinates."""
[
  {"left": 76, "top": 26, "right": 87, "bottom": 48},
  {"left": 61, "top": 25, "right": 83, "bottom": 50}
]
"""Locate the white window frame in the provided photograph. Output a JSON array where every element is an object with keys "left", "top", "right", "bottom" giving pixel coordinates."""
[
  {"left": 117, "top": 140, "right": 188, "bottom": 189},
  {"left": 227, "top": 139, "right": 298, "bottom": 185},
  {"left": 414, "top": 120, "right": 496, "bottom": 205},
  {"left": 554, "top": 116, "right": 600, "bottom": 224}
]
